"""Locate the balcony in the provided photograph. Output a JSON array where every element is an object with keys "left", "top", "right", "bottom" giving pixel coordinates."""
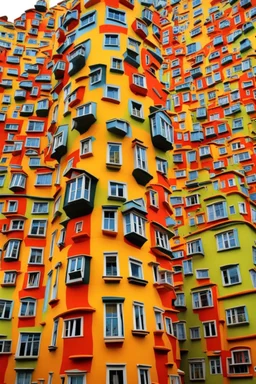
[
  {"left": 52, "top": 61, "right": 66, "bottom": 80},
  {"left": 62, "top": 10, "right": 79, "bottom": 29},
  {"left": 242, "top": 22, "right": 254, "bottom": 34},
  {"left": 132, "top": 167, "right": 153, "bottom": 186},
  {"left": 106, "top": 119, "right": 130, "bottom": 137},
  {"left": 36, "top": 99, "right": 50, "bottom": 117},
  {"left": 132, "top": 19, "right": 148, "bottom": 40},
  {"left": 14, "top": 90, "right": 26, "bottom": 101},
  {"left": 51, "top": 126, "right": 68, "bottom": 162},
  {"left": 240, "top": 0, "right": 252, "bottom": 8},
  {"left": 63, "top": 172, "right": 98, "bottom": 219},
  {"left": 124, "top": 48, "right": 140, "bottom": 69},
  {"left": 26, "top": 64, "right": 39, "bottom": 74},
  {"left": 190, "top": 67, "right": 202, "bottom": 79},
  {"left": 122, "top": 207, "right": 147, "bottom": 248},
  {"left": 72, "top": 102, "right": 97, "bottom": 134},
  {"left": 19, "top": 81, "right": 33, "bottom": 90},
  {"left": 20, "top": 104, "right": 34, "bottom": 117},
  {"left": 240, "top": 39, "right": 252, "bottom": 53},
  {"left": 149, "top": 110, "right": 173, "bottom": 152},
  {"left": 68, "top": 46, "right": 86, "bottom": 76},
  {"left": 35, "top": 0, "right": 47, "bottom": 12},
  {"left": 190, "top": 131, "right": 204, "bottom": 142}
]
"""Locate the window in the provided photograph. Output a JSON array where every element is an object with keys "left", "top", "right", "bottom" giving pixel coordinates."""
[
  {"left": 27, "top": 272, "right": 40, "bottom": 288},
  {"left": 129, "top": 258, "right": 143, "bottom": 279},
  {"left": 3, "top": 271, "right": 17, "bottom": 285},
  {"left": 19, "top": 298, "right": 36, "bottom": 317},
  {"left": 16, "top": 372, "right": 32, "bottom": 384},
  {"left": 155, "top": 230, "right": 170, "bottom": 250},
  {"left": 4, "top": 240, "right": 21, "bottom": 260},
  {"left": 107, "top": 8, "right": 126, "bottom": 24},
  {"left": 227, "top": 350, "right": 251, "bottom": 374},
  {"left": 207, "top": 201, "right": 227, "bottom": 221},
  {"left": 63, "top": 318, "right": 83, "bottom": 338},
  {"left": 108, "top": 181, "right": 127, "bottom": 200},
  {"left": 149, "top": 190, "right": 158, "bottom": 208},
  {"left": 226, "top": 306, "right": 248, "bottom": 326},
  {"left": 165, "top": 317, "right": 173, "bottom": 335},
  {"left": 16, "top": 333, "right": 41, "bottom": 357},
  {"left": 124, "top": 212, "right": 146, "bottom": 238},
  {"left": 154, "top": 308, "right": 164, "bottom": 330},
  {"left": 221, "top": 265, "right": 241, "bottom": 286},
  {"left": 196, "top": 269, "right": 209, "bottom": 279},
  {"left": 187, "top": 239, "right": 203, "bottom": 255},
  {"left": 174, "top": 292, "right": 185, "bottom": 307},
  {"left": 138, "top": 367, "right": 150, "bottom": 384},
  {"left": 156, "top": 158, "right": 168, "bottom": 174},
  {"left": 190, "top": 327, "right": 200, "bottom": 340},
  {"left": 238, "top": 202, "right": 247, "bottom": 214},
  {"left": 183, "top": 260, "right": 193, "bottom": 275},
  {"left": 66, "top": 256, "right": 87, "bottom": 284},
  {"left": 67, "top": 175, "right": 91, "bottom": 202},
  {"left": 32, "top": 202, "right": 48, "bottom": 214},
  {"left": 0, "top": 339, "right": 11, "bottom": 353},
  {"left": 10, "top": 173, "right": 26, "bottom": 189},
  {"left": 111, "top": 57, "right": 123, "bottom": 72},
  {"left": 192, "top": 290, "right": 213, "bottom": 309},
  {"left": 189, "top": 360, "right": 205, "bottom": 381},
  {"left": 102, "top": 208, "right": 118, "bottom": 232},
  {"left": 104, "top": 252, "right": 119, "bottom": 276},
  {"left": 104, "top": 34, "right": 119, "bottom": 47},
  {"left": 209, "top": 357, "right": 222, "bottom": 375},
  {"left": 131, "top": 101, "right": 143, "bottom": 119},
  {"left": 133, "top": 74, "right": 146, "bottom": 88},
  {"left": 216, "top": 229, "right": 239, "bottom": 251},
  {"left": 133, "top": 302, "right": 146, "bottom": 331},
  {"left": 173, "top": 322, "right": 186, "bottom": 340},
  {"left": 203, "top": 321, "right": 217, "bottom": 337},
  {"left": 90, "top": 68, "right": 102, "bottom": 85},
  {"left": 29, "top": 248, "right": 43, "bottom": 264},
  {"left": 106, "top": 365, "right": 126, "bottom": 384},
  {"left": 50, "top": 319, "right": 59, "bottom": 348},
  {"left": 169, "top": 376, "right": 181, "bottom": 384},
  {"left": 30, "top": 220, "right": 47, "bottom": 236},
  {"left": 105, "top": 85, "right": 120, "bottom": 101},
  {"left": 35, "top": 173, "right": 52, "bottom": 186},
  {"left": 0, "top": 300, "right": 13, "bottom": 319},
  {"left": 53, "top": 133, "right": 63, "bottom": 149},
  {"left": 67, "top": 375, "right": 86, "bottom": 384},
  {"left": 81, "top": 11, "right": 96, "bottom": 27},
  {"left": 107, "top": 143, "right": 122, "bottom": 166},
  {"left": 185, "top": 194, "right": 199, "bottom": 206},
  {"left": 105, "top": 303, "right": 124, "bottom": 338}
]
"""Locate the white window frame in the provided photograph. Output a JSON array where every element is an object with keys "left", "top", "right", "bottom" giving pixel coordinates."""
[{"left": 63, "top": 317, "right": 83, "bottom": 338}]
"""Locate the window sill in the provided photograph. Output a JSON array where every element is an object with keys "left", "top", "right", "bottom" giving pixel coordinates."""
[
  {"left": 132, "top": 330, "right": 149, "bottom": 337},
  {"left": 227, "top": 374, "right": 252, "bottom": 379},
  {"left": 154, "top": 282, "right": 174, "bottom": 291},
  {"left": 227, "top": 321, "right": 249, "bottom": 327},
  {"left": 24, "top": 286, "right": 40, "bottom": 290},
  {"left": 1, "top": 283, "right": 16, "bottom": 287},
  {"left": 108, "top": 195, "right": 126, "bottom": 202},
  {"left": 71, "top": 231, "right": 90, "bottom": 243},
  {"left": 106, "top": 162, "right": 121, "bottom": 170},
  {"left": 69, "top": 354, "right": 93, "bottom": 360},
  {"left": 18, "top": 316, "right": 35, "bottom": 319},
  {"left": 48, "top": 345, "right": 57, "bottom": 351},
  {"left": 15, "top": 356, "right": 38, "bottom": 360},
  {"left": 153, "top": 346, "right": 171, "bottom": 354},
  {"left": 102, "top": 276, "right": 122, "bottom": 284},
  {"left": 104, "top": 338, "right": 124, "bottom": 344},
  {"left": 49, "top": 298, "right": 60, "bottom": 306},
  {"left": 127, "top": 277, "right": 148, "bottom": 286},
  {"left": 154, "top": 330, "right": 164, "bottom": 336},
  {"left": 101, "top": 96, "right": 120, "bottom": 104},
  {"left": 80, "top": 152, "right": 93, "bottom": 159},
  {"left": 102, "top": 229, "right": 118, "bottom": 237},
  {"left": 217, "top": 246, "right": 240, "bottom": 252}
]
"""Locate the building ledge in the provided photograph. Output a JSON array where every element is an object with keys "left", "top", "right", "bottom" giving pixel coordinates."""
[
  {"left": 69, "top": 355, "right": 93, "bottom": 360},
  {"left": 132, "top": 330, "right": 150, "bottom": 337},
  {"left": 102, "top": 276, "right": 122, "bottom": 284}
]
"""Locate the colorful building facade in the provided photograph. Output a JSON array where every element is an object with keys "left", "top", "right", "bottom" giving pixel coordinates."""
[{"left": 0, "top": 0, "right": 255, "bottom": 383}]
